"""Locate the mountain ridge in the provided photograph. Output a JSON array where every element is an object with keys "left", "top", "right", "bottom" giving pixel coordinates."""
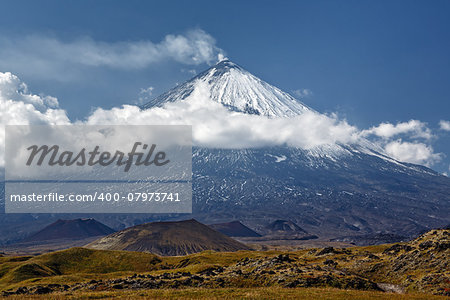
[
  {"left": 86, "top": 219, "right": 250, "bottom": 256},
  {"left": 25, "top": 218, "right": 115, "bottom": 242},
  {"left": 208, "top": 221, "right": 261, "bottom": 237}
]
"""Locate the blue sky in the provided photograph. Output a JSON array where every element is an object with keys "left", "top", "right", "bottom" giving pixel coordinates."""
[{"left": 0, "top": 0, "right": 449, "bottom": 173}]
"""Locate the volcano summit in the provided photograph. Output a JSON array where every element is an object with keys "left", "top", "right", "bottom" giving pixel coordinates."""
[{"left": 142, "top": 59, "right": 312, "bottom": 117}]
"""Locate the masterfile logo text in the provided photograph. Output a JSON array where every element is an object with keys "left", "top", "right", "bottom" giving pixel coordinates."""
[
  {"left": 4, "top": 125, "right": 192, "bottom": 214},
  {"left": 25, "top": 142, "right": 170, "bottom": 172}
]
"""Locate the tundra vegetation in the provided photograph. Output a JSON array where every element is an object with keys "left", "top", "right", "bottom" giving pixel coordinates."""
[{"left": 0, "top": 229, "right": 448, "bottom": 299}]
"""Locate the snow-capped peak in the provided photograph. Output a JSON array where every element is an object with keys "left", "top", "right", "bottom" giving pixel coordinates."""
[{"left": 142, "top": 59, "right": 312, "bottom": 117}]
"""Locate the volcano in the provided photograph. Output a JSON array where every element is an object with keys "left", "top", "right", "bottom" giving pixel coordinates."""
[
  {"left": 142, "top": 59, "right": 450, "bottom": 239},
  {"left": 0, "top": 59, "right": 449, "bottom": 244},
  {"left": 25, "top": 218, "right": 115, "bottom": 242},
  {"left": 86, "top": 219, "right": 250, "bottom": 256}
]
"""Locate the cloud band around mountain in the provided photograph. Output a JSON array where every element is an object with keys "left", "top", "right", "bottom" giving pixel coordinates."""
[{"left": 0, "top": 71, "right": 444, "bottom": 169}]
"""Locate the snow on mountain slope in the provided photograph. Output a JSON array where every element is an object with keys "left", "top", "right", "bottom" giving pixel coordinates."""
[
  {"left": 140, "top": 59, "right": 450, "bottom": 238},
  {"left": 0, "top": 60, "right": 448, "bottom": 244},
  {"left": 142, "top": 59, "right": 311, "bottom": 117},
  {"left": 141, "top": 59, "right": 434, "bottom": 174}
]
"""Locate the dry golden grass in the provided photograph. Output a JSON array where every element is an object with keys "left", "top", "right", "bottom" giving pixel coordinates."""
[
  {"left": 1, "top": 287, "right": 447, "bottom": 300},
  {"left": 0, "top": 229, "right": 448, "bottom": 298}
]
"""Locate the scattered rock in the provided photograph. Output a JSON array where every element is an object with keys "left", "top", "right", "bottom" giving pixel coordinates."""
[{"left": 316, "top": 247, "right": 338, "bottom": 256}]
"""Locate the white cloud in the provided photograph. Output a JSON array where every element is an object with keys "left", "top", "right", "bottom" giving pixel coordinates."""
[
  {"left": 0, "top": 72, "right": 445, "bottom": 171},
  {"left": 86, "top": 82, "right": 359, "bottom": 149},
  {"left": 362, "top": 120, "right": 433, "bottom": 140},
  {"left": 384, "top": 139, "right": 442, "bottom": 166},
  {"left": 292, "top": 89, "right": 313, "bottom": 98},
  {"left": 0, "top": 72, "right": 70, "bottom": 168},
  {"left": 361, "top": 120, "right": 443, "bottom": 166},
  {"left": 439, "top": 120, "right": 450, "bottom": 131},
  {"left": 0, "top": 72, "right": 60, "bottom": 111},
  {"left": 181, "top": 68, "right": 197, "bottom": 75},
  {"left": 0, "top": 29, "right": 224, "bottom": 80},
  {"left": 137, "top": 86, "right": 155, "bottom": 105},
  {"left": 217, "top": 53, "right": 228, "bottom": 62}
]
